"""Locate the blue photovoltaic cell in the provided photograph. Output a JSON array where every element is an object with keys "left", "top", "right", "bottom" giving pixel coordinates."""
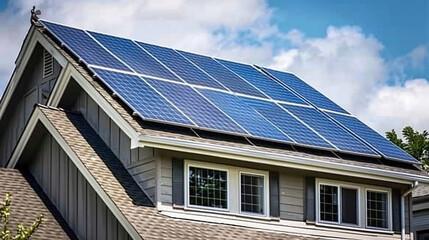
[
  {"left": 199, "top": 89, "right": 291, "bottom": 142},
  {"left": 145, "top": 79, "right": 245, "bottom": 134},
  {"left": 326, "top": 112, "right": 418, "bottom": 163},
  {"left": 89, "top": 32, "right": 181, "bottom": 82},
  {"left": 217, "top": 59, "right": 307, "bottom": 105},
  {"left": 40, "top": 20, "right": 129, "bottom": 71},
  {"left": 240, "top": 97, "right": 333, "bottom": 149},
  {"left": 263, "top": 68, "right": 348, "bottom": 114},
  {"left": 178, "top": 51, "right": 267, "bottom": 98},
  {"left": 136, "top": 42, "right": 226, "bottom": 89},
  {"left": 282, "top": 104, "right": 377, "bottom": 155},
  {"left": 91, "top": 68, "right": 193, "bottom": 126}
]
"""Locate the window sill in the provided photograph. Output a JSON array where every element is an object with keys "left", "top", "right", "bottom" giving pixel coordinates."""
[{"left": 315, "top": 222, "right": 394, "bottom": 235}]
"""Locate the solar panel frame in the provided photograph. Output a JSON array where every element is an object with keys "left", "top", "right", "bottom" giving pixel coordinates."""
[{"left": 326, "top": 111, "right": 419, "bottom": 163}]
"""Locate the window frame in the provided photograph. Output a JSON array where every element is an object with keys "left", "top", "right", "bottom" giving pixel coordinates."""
[
  {"left": 365, "top": 188, "right": 392, "bottom": 231},
  {"left": 184, "top": 160, "right": 269, "bottom": 218},
  {"left": 316, "top": 178, "right": 392, "bottom": 232},
  {"left": 238, "top": 171, "right": 269, "bottom": 217}
]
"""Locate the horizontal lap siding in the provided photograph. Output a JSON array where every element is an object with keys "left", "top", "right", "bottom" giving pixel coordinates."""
[
  {"left": 413, "top": 210, "right": 429, "bottom": 232},
  {"left": 160, "top": 156, "right": 172, "bottom": 204},
  {"left": 24, "top": 133, "right": 130, "bottom": 240},
  {"left": 279, "top": 173, "right": 305, "bottom": 221}
]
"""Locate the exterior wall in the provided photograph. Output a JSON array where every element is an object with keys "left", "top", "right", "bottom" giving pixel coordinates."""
[
  {"left": 279, "top": 174, "right": 304, "bottom": 221},
  {"left": 0, "top": 44, "right": 61, "bottom": 167},
  {"left": 70, "top": 86, "right": 157, "bottom": 202},
  {"left": 413, "top": 199, "right": 429, "bottom": 236},
  {"left": 22, "top": 132, "right": 131, "bottom": 240}
]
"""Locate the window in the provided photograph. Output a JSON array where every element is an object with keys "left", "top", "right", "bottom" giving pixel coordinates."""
[
  {"left": 188, "top": 166, "right": 228, "bottom": 209},
  {"left": 185, "top": 161, "right": 269, "bottom": 217},
  {"left": 316, "top": 179, "right": 391, "bottom": 231},
  {"left": 366, "top": 190, "right": 388, "bottom": 229},
  {"left": 240, "top": 173, "right": 265, "bottom": 215}
]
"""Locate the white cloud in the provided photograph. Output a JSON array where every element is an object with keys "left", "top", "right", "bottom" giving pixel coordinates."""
[{"left": 364, "top": 78, "right": 429, "bottom": 134}]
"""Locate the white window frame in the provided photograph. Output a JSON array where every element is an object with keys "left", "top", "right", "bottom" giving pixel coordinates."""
[
  {"left": 239, "top": 171, "right": 269, "bottom": 217},
  {"left": 365, "top": 188, "right": 392, "bottom": 231},
  {"left": 316, "top": 178, "right": 392, "bottom": 232},
  {"left": 184, "top": 160, "right": 269, "bottom": 218}
]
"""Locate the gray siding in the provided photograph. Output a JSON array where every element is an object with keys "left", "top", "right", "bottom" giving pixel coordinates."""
[
  {"left": 160, "top": 156, "right": 173, "bottom": 204},
  {"left": 414, "top": 210, "right": 429, "bottom": 232},
  {"left": 0, "top": 45, "right": 61, "bottom": 167},
  {"left": 71, "top": 87, "right": 157, "bottom": 203},
  {"left": 23, "top": 133, "right": 131, "bottom": 240},
  {"left": 279, "top": 173, "right": 305, "bottom": 221}
]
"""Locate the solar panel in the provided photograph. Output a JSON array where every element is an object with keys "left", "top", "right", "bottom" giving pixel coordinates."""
[
  {"left": 262, "top": 67, "right": 348, "bottom": 114},
  {"left": 136, "top": 42, "right": 226, "bottom": 89},
  {"left": 145, "top": 79, "right": 246, "bottom": 134},
  {"left": 40, "top": 20, "right": 129, "bottom": 71},
  {"left": 240, "top": 97, "right": 333, "bottom": 149},
  {"left": 217, "top": 59, "right": 307, "bottom": 105},
  {"left": 199, "top": 89, "right": 292, "bottom": 142},
  {"left": 92, "top": 68, "right": 193, "bottom": 126},
  {"left": 88, "top": 31, "right": 182, "bottom": 82},
  {"left": 282, "top": 105, "right": 378, "bottom": 156},
  {"left": 178, "top": 51, "right": 267, "bottom": 98},
  {"left": 326, "top": 112, "right": 418, "bottom": 163}
]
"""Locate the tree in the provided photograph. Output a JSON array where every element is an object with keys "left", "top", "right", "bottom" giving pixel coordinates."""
[
  {"left": 0, "top": 193, "right": 43, "bottom": 240},
  {"left": 386, "top": 126, "right": 429, "bottom": 170}
]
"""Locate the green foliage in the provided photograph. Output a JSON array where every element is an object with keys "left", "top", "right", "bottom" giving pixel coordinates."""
[
  {"left": 0, "top": 193, "right": 43, "bottom": 240},
  {"left": 386, "top": 126, "right": 429, "bottom": 170}
]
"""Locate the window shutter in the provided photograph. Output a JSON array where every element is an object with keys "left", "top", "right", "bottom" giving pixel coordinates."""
[
  {"left": 305, "top": 176, "right": 316, "bottom": 222},
  {"left": 392, "top": 189, "right": 401, "bottom": 232},
  {"left": 172, "top": 158, "right": 184, "bottom": 206},
  {"left": 269, "top": 171, "right": 280, "bottom": 218}
]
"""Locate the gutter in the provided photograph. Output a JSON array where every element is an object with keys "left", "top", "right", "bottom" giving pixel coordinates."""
[{"left": 401, "top": 181, "right": 418, "bottom": 240}]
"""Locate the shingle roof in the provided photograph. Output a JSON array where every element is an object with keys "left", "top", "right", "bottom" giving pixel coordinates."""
[
  {"left": 413, "top": 183, "right": 429, "bottom": 198},
  {"left": 38, "top": 105, "right": 315, "bottom": 239},
  {"left": 0, "top": 168, "right": 73, "bottom": 239}
]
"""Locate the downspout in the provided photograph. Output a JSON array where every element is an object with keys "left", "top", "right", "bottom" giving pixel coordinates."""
[{"left": 401, "top": 181, "right": 418, "bottom": 240}]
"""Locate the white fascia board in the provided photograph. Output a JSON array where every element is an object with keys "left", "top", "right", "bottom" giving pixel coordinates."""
[
  {"left": 138, "top": 135, "right": 429, "bottom": 185},
  {"left": 0, "top": 28, "right": 67, "bottom": 122},
  {"left": 7, "top": 107, "right": 142, "bottom": 240}
]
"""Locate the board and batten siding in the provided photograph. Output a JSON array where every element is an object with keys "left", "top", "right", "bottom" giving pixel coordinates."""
[
  {"left": 23, "top": 133, "right": 131, "bottom": 240},
  {"left": 0, "top": 46, "right": 61, "bottom": 167},
  {"left": 71, "top": 87, "right": 157, "bottom": 202}
]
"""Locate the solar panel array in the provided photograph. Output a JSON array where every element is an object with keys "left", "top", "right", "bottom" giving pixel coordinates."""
[{"left": 40, "top": 20, "right": 419, "bottom": 164}]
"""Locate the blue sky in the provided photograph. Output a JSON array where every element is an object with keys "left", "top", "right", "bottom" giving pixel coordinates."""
[
  {"left": 0, "top": 0, "right": 427, "bottom": 134},
  {"left": 269, "top": 0, "right": 428, "bottom": 80}
]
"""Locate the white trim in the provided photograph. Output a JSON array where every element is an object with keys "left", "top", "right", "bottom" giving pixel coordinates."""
[
  {"left": 7, "top": 107, "right": 142, "bottom": 240},
  {"left": 183, "top": 160, "right": 270, "bottom": 219},
  {"left": 315, "top": 178, "right": 392, "bottom": 232},
  {"left": 138, "top": 135, "right": 429, "bottom": 184}
]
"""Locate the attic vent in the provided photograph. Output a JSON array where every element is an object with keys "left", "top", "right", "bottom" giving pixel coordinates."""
[{"left": 43, "top": 50, "right": 53, "bottom": 78}]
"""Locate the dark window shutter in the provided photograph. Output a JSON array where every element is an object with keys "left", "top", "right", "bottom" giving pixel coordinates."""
[
  {"left": 172, "top": 158, "right": 184, "bottom": 206},
  {"left": 269, "top": 171, "right": 280, "bottom": 218},
  {"left": 305, "top": 176, "right": 316, "bottom": 222},
  {"left": 392, "top": 189, "right": 401, "bottom": 232}
]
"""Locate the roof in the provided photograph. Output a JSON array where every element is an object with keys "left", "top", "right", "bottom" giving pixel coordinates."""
[
  {"left": 413, "top": 183, "right": 429, "bottom": 199},
  {"left": 0, "top": 168, "right": 74, "bottom": 239},
  {"left": 37, "top": 27, "right": 429, "bottom": 179},
  {"left": 38, "top": 105, "right": 314, "bottom": 239},
  {"left": 38, "top": 19, "right": 419, "bottom": 165}
]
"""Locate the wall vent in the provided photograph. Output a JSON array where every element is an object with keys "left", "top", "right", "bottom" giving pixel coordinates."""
[{"left": 43, "top": 50, "right": 54, "bottom": 78}]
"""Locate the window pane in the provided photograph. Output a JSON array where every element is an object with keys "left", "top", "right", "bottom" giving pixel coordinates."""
[
  {"left": 320, "top": 185, "right": 338, "bottom": 222},
  {"left": 188, "top": 166, "right": 227, "bottom": 209},
  {"left": 241, "top": 174, "right": 264, "bottom": 214},
  {"left": 367, "top": 191, "right": 388, "bottom": 229},
  {"left": 341, "top": 188, "right": 358, "bottom": 225}
]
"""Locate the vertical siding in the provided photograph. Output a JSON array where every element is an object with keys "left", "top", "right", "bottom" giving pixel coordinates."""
[
  {"left": 0, "top": 46, "right": 61, "bottom": 167},
  {"left": 279, "top": 173, "right": 305, "bottom": 221},
  {"left": 72, "top": 88, "right": 157, "bottom": 203},
  {"left": 24, "top": 133, "right": 131, "bottom": 240}
]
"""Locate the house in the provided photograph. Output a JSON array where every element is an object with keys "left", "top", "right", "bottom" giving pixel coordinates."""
[
  {"left": 0, "top": 16, "right": 428, "bottom": 240},
  {"left": 413, "top": 183, "right": 429, "bottom": 239}
]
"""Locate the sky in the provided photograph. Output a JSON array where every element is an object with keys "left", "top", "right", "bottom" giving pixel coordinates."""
[{"left": 0, "top": 0, "right": 428, "bottom": 136}]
